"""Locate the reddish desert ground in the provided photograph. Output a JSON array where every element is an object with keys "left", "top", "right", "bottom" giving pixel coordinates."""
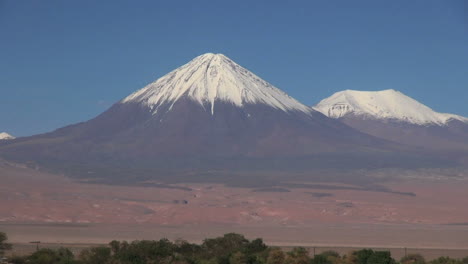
[{"left": 1, "top": 160, "right": 468, "bottom": 251}]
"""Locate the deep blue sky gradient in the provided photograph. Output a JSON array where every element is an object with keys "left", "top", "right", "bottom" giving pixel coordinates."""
[{"left": 1, "top": 0, "right": 467, "bottom": 136}]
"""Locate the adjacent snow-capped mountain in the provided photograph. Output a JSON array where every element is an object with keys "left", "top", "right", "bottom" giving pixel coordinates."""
[
  {"left": 314, "top": 89, "right": 468, "bottom": 126},
  {"left": 314, "top": 89, "right": 468, "bottom": 151},
  {"left": 1, "top": 53, "right": 422, "bottom": 182},
  {"left": 123, "top": 53, "right": 311, "bottom": 115},
  {"left": 0, "top": 132, "right": 15, "bottom": 140}
]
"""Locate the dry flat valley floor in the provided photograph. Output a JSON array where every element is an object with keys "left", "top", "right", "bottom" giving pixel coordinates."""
[{"left": 1, "top": 161, "right": 468, "bottom": 254}]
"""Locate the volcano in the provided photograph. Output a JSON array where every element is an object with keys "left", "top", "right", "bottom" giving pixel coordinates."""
[
  {"left": 314, "top": 89, "right": 468, "bottom": 151},
  {"left": 0, "top": 54, "right": 452, "bottom": 183}
]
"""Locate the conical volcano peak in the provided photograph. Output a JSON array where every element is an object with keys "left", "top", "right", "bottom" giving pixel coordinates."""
[
  {"left": 189, "top": 53, "right": 241, "bottom": 66},
  {"left": 122, "top": 53, "right": 311, "bottom": 115},
  {"left": 192, "top": 52, "right": 226, "bottom": 60}
]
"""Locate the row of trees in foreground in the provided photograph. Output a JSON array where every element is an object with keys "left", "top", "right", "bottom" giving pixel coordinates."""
[{"left": 1, "top": 231, "right": 468, "bottom": 264}]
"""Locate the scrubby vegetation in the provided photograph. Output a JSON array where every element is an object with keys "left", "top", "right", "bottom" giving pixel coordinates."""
[
  {"left": 0, "top": 232, "right": 12, "bottom": 257},
  {"left": 1, "top": 231, "right": 467, "bottom": 264}
]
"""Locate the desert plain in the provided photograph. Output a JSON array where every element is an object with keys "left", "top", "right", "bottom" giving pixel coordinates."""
[{"left": 1, "top": 160, "right": 467, "bottom": 258}]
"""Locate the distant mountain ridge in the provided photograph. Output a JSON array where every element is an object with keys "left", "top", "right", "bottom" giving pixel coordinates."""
[
  {"left": 314, "top": 89, "right": 468, "bottom": 151},
  {"left": 314, "top": 89, "right": 467, "bottom": 125},
  {"left": 0, "top": 132, "right": 15, "bottom": 140}
]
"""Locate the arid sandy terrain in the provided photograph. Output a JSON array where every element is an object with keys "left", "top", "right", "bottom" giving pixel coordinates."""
[{"left": 1, "top": 161, "right": 468, "bottom": 250}]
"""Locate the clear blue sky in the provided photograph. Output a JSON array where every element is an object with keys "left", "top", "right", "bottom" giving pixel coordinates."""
[{"left": 1, "top": 0, "right": 467, "bottom": 137}]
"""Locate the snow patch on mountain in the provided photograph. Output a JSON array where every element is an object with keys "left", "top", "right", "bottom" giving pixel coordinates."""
[
  {"left": 314, "top": 89, "right": 468, "bottom": 125},
  {"left": 122, "top": 53, "right": 311, "bottom": 115},
  {"left": 0, "top": 132, "right": 15, "bottom": 140}
]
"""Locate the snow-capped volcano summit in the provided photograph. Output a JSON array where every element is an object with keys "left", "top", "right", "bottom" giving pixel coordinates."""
[
  {"left": 314, "top": 89, "right": 468, "bottom": 150},
  {"left": 123, "top": 53, "right": 311, "bottom": 115},
  {"left": 0, "top": 132, "right": 15, "bottom": 140},
  {"left": 314, "top": 89, "right": 467, "bottom": 125}
]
